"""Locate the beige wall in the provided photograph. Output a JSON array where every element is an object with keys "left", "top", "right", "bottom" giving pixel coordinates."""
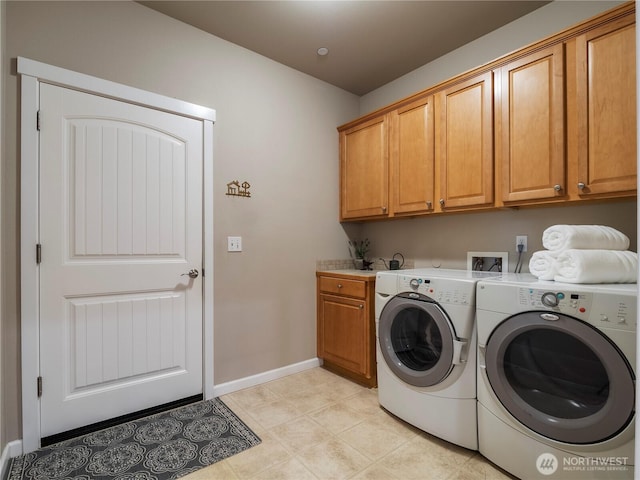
[
  {"left": 1, "top": 0, "right": 637, "bottom": 450},
  {"left": 4, "top": 0, "right": 359, "bottom": 442},
  {"left": 361, "top": 202, "right": 637, "bottom": 273},
  {"left": 360, "top": 1, "right": 625, "bottom": 115}
]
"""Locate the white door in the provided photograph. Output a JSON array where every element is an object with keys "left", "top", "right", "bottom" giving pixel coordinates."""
[{"left": 38, "top": 83, "right": 204, "bottom": 438}]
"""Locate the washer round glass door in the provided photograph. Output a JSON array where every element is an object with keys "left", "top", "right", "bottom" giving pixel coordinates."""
[
  {"left": 484, "top": 311, "right": 635, "bottom": 444},
  {"left": 378, "top": 293, "right": 457, "bottom": 387}
]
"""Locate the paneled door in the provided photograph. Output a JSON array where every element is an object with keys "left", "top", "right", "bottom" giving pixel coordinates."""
[{"left": 38, "top": 83, "right": 204, "bottom": 438}]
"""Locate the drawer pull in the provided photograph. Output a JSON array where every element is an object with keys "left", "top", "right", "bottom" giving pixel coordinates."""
[
  {"left": 359, "top": 305, "right": 364, "bottom": 309},
  {"left": 337, "top": 284, "right": 343, "bottom": 288}
]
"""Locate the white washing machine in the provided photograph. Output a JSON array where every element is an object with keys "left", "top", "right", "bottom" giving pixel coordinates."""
[
  {"left": 375, "top": 268, "right": 500, "bottom": 450},
  {"left": 476, "top": 274, "right": 636, "bottom": 479}
]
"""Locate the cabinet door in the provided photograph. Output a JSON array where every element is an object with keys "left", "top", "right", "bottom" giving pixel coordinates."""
[
  {"left": 499, "top": 44, "right": 565, "bottom": 202},
  {"left": 317, "top": 294, "right": 367, "bottom": 375},
  {"left": 340, "top": 116, "right": 389, "bottom": 220},
  {"left": 389, "top": 96, "right": 435, "bottom": 215},
  {"left": 437, "top": 72, "right": 494, "bottom": 209},
  {"left": 575, "top": 17, "right": 636, "bottom": 196}
]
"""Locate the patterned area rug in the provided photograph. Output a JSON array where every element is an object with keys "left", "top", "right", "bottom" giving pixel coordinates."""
[{"left": 7, "top": 398, "right": 261, "bottom": 480}]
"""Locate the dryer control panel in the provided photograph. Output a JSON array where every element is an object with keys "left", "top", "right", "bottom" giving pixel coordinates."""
[
  {"left": 519, "top": 288, "right": 593, "bottom": 313},
  {"left": 397, "top": 275, "right": 474, "bottom": 306},
  {"left": 518, "top": 287, "right": 636, "bottom": 329}
]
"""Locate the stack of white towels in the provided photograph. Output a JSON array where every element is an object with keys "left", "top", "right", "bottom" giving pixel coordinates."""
[{"left": 528, "top": 225, "right": 637, "bottom": 284}]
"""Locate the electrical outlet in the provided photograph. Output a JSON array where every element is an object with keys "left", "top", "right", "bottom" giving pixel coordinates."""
[
  {"left": 227, "top": 236, "right": 242, "bottom": 252},
  {"left": 516, "top": 235, "right": 528, "bottom": 252}
]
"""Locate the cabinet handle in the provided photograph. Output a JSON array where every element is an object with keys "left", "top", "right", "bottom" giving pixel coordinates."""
[
  {"left": 578, "top": 182, "right": 586, "bottom": 190},
  {"left": 426, "top": 201, "right": 432, "bottom": 208},
  {"left": 381, "top": 206, "right": 387, "bottom": 213},
  {"left": 439, "top": 198, "right": 445, "bottom": 206},
  {"left": 554, "top": 184, "right": 562, "bottom": 192},
  {"left": 359, "top": 304, "right": 364, "bottom": 309},
  {"left": 337, "top": 284, "right": 343, "bottom": 288}
]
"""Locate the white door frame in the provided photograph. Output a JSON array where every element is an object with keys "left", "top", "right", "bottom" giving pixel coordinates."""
[{"left": 18, "top": 57, "right": 216, "bottom": 453}]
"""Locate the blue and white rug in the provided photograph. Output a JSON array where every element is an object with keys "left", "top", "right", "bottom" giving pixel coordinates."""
[{"left": 7, "top": 398, "right": 261, "bottom": 479}]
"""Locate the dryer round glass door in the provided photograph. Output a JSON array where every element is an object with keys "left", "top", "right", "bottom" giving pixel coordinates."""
[
  {"left": 378, "top": 293, "right": 458, "bottom": 387},
  {"left": 484, "top": 311, "right": 635, "bottom": 444}
]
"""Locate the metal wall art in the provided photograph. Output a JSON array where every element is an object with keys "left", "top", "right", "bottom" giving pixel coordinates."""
[{"left": 226, "top": 180, "right": 251, "bottom": 198}]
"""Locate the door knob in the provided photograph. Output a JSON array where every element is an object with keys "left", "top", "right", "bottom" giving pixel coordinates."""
[{"left": 181, "top": 269, "right": 199, "bottom": 279}]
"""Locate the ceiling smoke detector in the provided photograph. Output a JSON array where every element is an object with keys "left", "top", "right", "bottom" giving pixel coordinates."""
[{"left": 317, "top": 47, "right": 329, "bottom": 56}]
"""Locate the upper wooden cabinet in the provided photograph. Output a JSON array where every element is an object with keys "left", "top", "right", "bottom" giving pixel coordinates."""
[
  {"left": 340, "top": 116, "right": 389, "bottom": 220},
  {"left": 337, "top": 2, "right": 636, "bottom": 222},
  {"left": 389, "top": 96, "right": 435, "bottom": 216},
  {"left": 574, "top": 16, "right": 637, "bottom": 197},
  {"left": 436, "top": 71, "right": 494, "bottom": 210},
  {"left": 498, "top": 44, "right": 566, "bottom": 203}
]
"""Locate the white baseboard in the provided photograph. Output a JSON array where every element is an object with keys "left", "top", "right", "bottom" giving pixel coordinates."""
[
  {"left": 212, "top": 358, "right": 322, "bottom": 397},
  {"left": 0, "top": 440, "right": 23, "bottom": 478}
]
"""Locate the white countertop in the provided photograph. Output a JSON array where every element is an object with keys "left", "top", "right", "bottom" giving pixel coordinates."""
[{"left": 317, "top": 269, "right": 379, "bottom": 278}]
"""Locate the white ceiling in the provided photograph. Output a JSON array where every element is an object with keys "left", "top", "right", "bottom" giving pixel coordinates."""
[{"left": 138, "top": 1, "right": 550, "bottom": 96}]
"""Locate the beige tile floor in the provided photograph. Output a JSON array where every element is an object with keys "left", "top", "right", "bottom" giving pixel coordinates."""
[{"left": 184, "top": 367, "right": 516, "bottom": 480}]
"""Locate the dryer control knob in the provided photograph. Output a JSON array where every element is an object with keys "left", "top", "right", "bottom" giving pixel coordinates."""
[
  {"left": 409, "top": 278, "right": 420, "bottom": 289},
  {"left": 541, "top": 292, "right": 559, "bottom": 307}
]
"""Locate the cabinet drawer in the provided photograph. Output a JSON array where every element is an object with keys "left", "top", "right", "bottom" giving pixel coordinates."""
[{"left": 319, "top": 276, "right": 366, "bottom": 298}]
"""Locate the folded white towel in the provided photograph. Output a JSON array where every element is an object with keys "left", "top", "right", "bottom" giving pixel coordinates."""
[
  {"left": 554, "top": 250, "right": 638, "bottom": 284},
  {"left": 542, "top": 225, "right": 630, "bottom": 251},
  {"left": 529, "top": 250, "right": 561, "bottom": 280}
]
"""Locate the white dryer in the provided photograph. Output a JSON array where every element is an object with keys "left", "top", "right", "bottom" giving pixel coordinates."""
[
  {"left": 375, "top": 268, "right": 499, "bottom": 450},
  {"left": 476, "top": 275, "right": 636, "bottom": 479}
]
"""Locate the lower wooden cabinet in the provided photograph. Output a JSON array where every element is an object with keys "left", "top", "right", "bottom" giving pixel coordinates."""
[{"left": 316, "top": 272, "right": 376, "bottom": 387}]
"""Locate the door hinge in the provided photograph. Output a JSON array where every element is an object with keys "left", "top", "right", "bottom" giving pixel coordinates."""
[
  {"left": 36, "top": 110, "right": 41, "bottom": 131},
  {"left": 37, "top": 376, "right": 42, "bottom": 397},
  {"left": 36, "top": 244, "right": 42, "bottom": 264}
]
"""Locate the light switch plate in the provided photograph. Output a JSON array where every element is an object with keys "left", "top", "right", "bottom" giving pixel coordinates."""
[{"left": 227, "top": 236, "right": 242, "bottom": 252}]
